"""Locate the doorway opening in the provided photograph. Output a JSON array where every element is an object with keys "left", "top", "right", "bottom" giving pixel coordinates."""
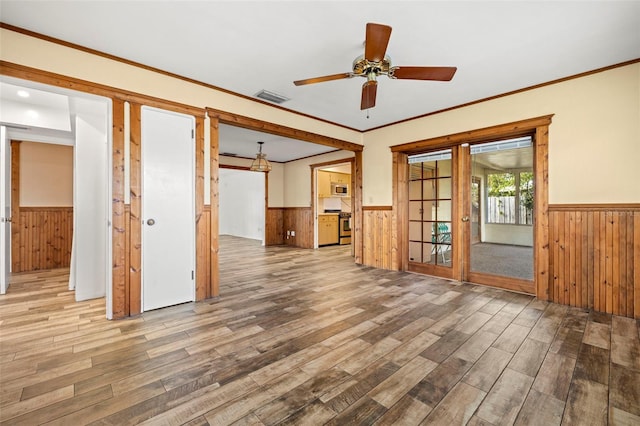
[
  {"left": 0, "top": 77, "right": 113, "bottom": 316},
  {"left": 468, "top": 137, "right": 534, "bottom": 282},
  {"left": 313, "top": 160, "right": 354, "bottom": 250},
  {"left": 219, "top": 167, "right": 266, "bottom": 245},
  {"left": 406, "top": 136, "right": 534, "bottom": 287},
  {"left": 392, "top": 115, "right": 552, "bottom": 296}
]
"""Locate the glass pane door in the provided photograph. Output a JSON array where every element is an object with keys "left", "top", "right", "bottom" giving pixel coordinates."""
[
  {"left": 468, "top": 138, "right": 534, "bottom": 281},
  {"left": 408, "top": 149, "right": 453, "bottom": 268}
]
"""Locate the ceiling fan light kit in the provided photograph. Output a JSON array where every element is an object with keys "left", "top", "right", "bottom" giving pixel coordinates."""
[{"left": 294, "top": 23, "right": 457, "bottom": 110}]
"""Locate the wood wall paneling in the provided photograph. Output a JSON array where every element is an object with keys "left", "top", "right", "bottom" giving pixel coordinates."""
[
  {"left": 124, "top": 205, "right": 131, "bottom": 317},
  {"left": 534, "top": 126, "right": 551, "bottom": 302},
  {"left": 111, "top": 99, "right": 127, "bottom": 318},
  {"left": 548, "top": 205, "right": 639, "bottom": 319},
  {"left": 194, "top": 116, "right": 208, "bottom": 300},
  {"left": 635, "top": 212, "right": 640, "bottom": 319},
  {"left": 266, "top": 208, "right": 285, "bottom": 245},
  {"left": 10, "top": 141, "right": 20, "bottom": 272},
  {"left": 362, "top": 207, "right": 393, "bottom": 270},
  {"left": 209, "top": 116, "right": 220, "bottom": 298},
  {"left": 129, "top": 103, "right": 142, "bottom": 315},
  {"left": 196, "top": 206, "right": 211, "bottom": 299},
  {"left": 13, "top": 207, "right": 73, "bottom": 272},
  {"left": 353, "top": 151, "right": 363, "bottom": 264},
  {"left": 283, "top": 208, "right": 314, "bottom": 249},
  {"left": 391, "top": 152, "right": 408, "bottom": 272}
]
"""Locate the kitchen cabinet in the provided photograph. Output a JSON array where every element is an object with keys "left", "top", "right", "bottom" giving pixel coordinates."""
[
  {"left": 330, "top": 172, "right": 349, "bottom": 184},
  {"left": 317, "top": 171, "right": 332, "bottom": 198},
  {"left": 317, "top": 171, "right": 351, "bottom": 198},
  {"left": 318, "top": 214, "right": 339, "bottom": 246}
]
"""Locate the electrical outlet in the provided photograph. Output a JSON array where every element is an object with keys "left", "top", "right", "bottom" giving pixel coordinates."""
[{"left": 291, "top": 231, "right": 296, "bottom": 237}]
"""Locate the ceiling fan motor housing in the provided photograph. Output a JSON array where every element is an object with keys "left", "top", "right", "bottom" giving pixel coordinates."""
[{"left": 352, "top": 54, "right": 393, "bottom": 79}]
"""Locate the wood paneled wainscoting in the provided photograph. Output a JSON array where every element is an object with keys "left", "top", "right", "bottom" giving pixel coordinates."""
[
  {"left": 11, "top": 207, "right": 73, "bottom": 272},
  {"left": 363, "top": 206, "right": 393, "bottom": 270},
  {"left": 265, "top": 208, "right": 284, "bottom": 245},
  {"left": 283, "top": 207, "right": 314, "bottom": 249},
  {"left": 265, "top": 207, "right": 313, "bottom": 248},
  {"left": 548, "top": 204, "right": 640, "bottom": 319}
]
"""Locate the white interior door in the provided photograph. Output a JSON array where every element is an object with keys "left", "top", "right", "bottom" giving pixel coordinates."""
[
  {"left": 142, "top": 107, "right": 195, "bottom": 311},
  {"left": 72, "top": 101, "right": 110, "bottom": 301},
  {"left": 0, "top": 126, "right": 10, "bottom": 294}
]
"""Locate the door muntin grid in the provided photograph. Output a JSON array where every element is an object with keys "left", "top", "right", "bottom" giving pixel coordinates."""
[{"left": 408, "top": 153, "right": 452, "bottom": 266}]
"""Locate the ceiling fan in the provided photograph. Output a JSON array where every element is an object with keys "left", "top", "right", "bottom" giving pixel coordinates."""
[{"left": 294, "top": 23, "right": 457, "bottom": 110}]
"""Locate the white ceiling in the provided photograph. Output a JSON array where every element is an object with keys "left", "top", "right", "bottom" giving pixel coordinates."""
[
  {"left": 1, "top": 1, "right": 638, "bottom": 159},
  {"left": 0, "top": 81, "right": 76, "bottom": 145},
  {"left": 219, "top": 124, "right": 338, "bottom": 162}
]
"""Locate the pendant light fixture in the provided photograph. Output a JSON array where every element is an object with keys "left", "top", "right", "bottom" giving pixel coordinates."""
[{"left": 249, "top": 141, "right": 272, "bottom": 172}]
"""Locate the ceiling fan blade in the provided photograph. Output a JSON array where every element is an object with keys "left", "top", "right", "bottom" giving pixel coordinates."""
[
  {"left": 293, "top": 72, "right": 354, "bottom": 86},
  {"left": 392, "top": 66, "right": 457, "bottom": 81},
  {"left": 360, "top": 80, "right": 377, "bottom": 110},
  {"left": 364, "top": 23, "right": 392, "bottom": 62}
]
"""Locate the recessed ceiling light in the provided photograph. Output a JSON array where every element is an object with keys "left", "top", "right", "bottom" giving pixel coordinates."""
[{"left": 17, "top": 90, "right": 30, "bottom": 98}]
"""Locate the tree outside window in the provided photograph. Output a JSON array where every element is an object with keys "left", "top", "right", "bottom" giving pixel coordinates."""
[{"left": 486, "top": 171, "right": 533, "bottom": 225}]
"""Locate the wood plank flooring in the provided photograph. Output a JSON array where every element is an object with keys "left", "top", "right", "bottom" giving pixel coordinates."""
[{"left": 1, "top": 235, "right": 639, "bottom": 425}]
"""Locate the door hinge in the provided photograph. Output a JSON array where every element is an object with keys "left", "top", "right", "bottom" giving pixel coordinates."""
[
  {"left": 191, "top": 270, "right": 194, "bottom": 280},
  {"left": 191, "top": 129, "right": 194, "bottom": 139}
]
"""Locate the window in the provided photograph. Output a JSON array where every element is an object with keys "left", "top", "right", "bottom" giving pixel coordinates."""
[{"left": 486, "top": 170, "right": 533, "bottom": 225}]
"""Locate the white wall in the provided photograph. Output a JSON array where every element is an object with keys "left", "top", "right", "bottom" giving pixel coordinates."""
[
  {"left": 219, "top": 168, "right": 265, "bottom": 242},
  {"left": 3, "top": 27, "right": 637, "bottom": 210},
  {"left": 284, "top": 150, "right": 355, "bottom": 207},
  {"left": 220, "top": 155, "right": 284, "bottom": 207},
  {"left": 19, "top": 142, "right": 73, "bottom": 207},
  {"left": 484, "top": 224, "right": 533, "bottom": 246},
  {"left": 364, "top": 63, "right": 640, "bottom": 205}
]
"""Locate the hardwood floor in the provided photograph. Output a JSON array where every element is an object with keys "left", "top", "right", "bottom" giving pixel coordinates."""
[{"left": 1, "top": 235, "right": 639, "bottom": 425}]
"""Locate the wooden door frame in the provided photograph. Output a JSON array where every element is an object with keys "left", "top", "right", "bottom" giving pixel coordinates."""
[
  {"left": 218, "top": 164, "right": 269, "bottom": 247},
  {"left": 309, "top": 157, "right": 356, "bottom": 252},
  {"left": 402, "top": 148, "right": 458, "bottom": 280},
  {"left": 470, "top": 176, "right": 482, "bottom": 244},
  {"left": 391, "top": 115, "right": 553, "bottom": 299},
  {"left": 1, "top": 62, "right": 363, "bottom": 317},
  {"left": 206, "top": 108, "right": 364, "bottom": 264}
]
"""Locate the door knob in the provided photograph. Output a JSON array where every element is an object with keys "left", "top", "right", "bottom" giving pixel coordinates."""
[
  {"left": 146, "top": 218, "right": 156, "bottom": 226},
  {"left": 462, "top": 216, "right": 470, "bottom": 222}
]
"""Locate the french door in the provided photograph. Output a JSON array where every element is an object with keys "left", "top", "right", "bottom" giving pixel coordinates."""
[
  {"left": 406, "top": 138, "right": 535, "bottom": 294},
  {"left": 408, "top": 148, "right": 454, "bottom": 279}
]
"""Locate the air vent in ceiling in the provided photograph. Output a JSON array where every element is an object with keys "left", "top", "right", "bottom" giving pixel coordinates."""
[
  {"left": 221, "top": 152, "right": 238, "bottom": 157},
  {"left": 255, "top": 89, "right": 290, "bottom": 104}
]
